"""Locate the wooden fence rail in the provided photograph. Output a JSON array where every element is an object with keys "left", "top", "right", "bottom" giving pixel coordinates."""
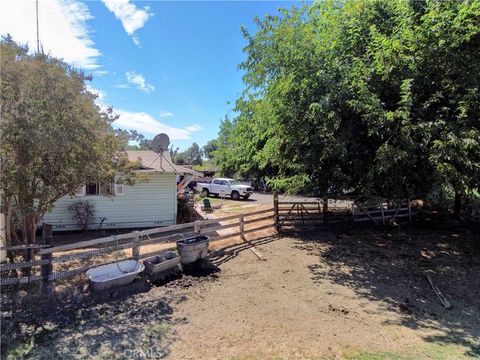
[
  {"left": 1, "top": 207, "right": 275, "bottom": 287},
  {"left": 1, "top": 197, "right": 414, "bottom": 286},
  {"left": 273, "top": 193, "right": 413, "bottom": 228}
]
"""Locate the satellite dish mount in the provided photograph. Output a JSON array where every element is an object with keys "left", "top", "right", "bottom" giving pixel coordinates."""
[{"left": 151, "top": 133, "right": 170, "bottom": 168}]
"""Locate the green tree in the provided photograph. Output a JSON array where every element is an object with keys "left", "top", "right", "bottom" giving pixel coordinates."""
[
  {"left": 124, "top": 130, "right": 152, "bottom": 150},
  {"left": 212, "top": 116, "right": 237, "bottom": 177},
  {"left": 0, "top": 37, "right": 137, "bottom": 246},
  {"left": 172, "top": 143, "right": 203, "bottom": 165},
  {"left": 173, "top": 152, "right": 187, "bottom": 165},
  {"left": 184, "top": 143, "right": 203, "bottom": 165},
  {"left": 202, "top": 139, "right": 218, "bottom": 160},
  {"left": 214, "top": 0, "right": 480, "bottom": 212}
]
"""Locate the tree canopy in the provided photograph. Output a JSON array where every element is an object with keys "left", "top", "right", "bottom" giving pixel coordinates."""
[
  {"left": 0, "top": 37, "right": 137, "bottom": 245},
  {"left": 209, "top": 0, "right": 480, "bottom": 208},
  {"left": 125, "top": 130, "right": 152, "bottom": 150},
  {"left": 202, "top": 139, "right": 218, "bottom": 161},
  {"left": 173, "top": 143, "right": 204, "bottom": 165}
]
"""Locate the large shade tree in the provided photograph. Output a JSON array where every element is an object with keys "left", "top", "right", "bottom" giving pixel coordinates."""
[
  {"left": 0, "top": 37, "right": 137, "bottom": 246},
  {"left": 211, "top": 0, "right": 480, "bottom": 211},
  {"left": 173, "top": 143, "right": 204, "bottom": 165}
]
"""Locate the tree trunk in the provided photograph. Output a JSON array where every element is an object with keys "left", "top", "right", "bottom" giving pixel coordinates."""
[
  {"left": 0, "top": 212, "right": 6, "bottom": 263},
  {"left": 21, "top": 214, "right": 39, "bottom": 277},
  {"left": 323, "top": 197, "right": 328, "bottom": 223},
  {"left": 454, "top": 192, "right": 462, "bottom": 219}
]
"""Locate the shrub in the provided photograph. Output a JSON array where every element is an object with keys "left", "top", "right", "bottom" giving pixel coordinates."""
[{"left": 68, "top": 200, "right": 95, "bottom": 231}]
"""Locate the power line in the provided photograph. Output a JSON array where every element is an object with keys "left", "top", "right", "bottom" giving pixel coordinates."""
[{"left": 36, "top": 0, "right": 40, "bottom": 53}]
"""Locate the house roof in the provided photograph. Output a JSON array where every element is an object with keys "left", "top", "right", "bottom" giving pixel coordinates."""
[{"left": 125, "top": 151, "right": 202, "bottom": 176}]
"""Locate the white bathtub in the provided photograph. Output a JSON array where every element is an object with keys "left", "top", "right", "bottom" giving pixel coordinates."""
[{"left": 86, "top": 259, "right": 144, "bottom": 291}]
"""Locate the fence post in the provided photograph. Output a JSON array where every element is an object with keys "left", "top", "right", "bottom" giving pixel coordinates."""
[
  {"left": 239, "top": 214, "right": 245, "bottom": 240},
  {"left": 317, "top": 201, "right": 322, "bottom": 225},
  {"left": 408, "top": 199, "right": 412, "bottom": 224},
  {"left": 132, "top": 234, "right": 140, "bottom": 260},
  {"left": 41, "top": 224, "right": 53, "bottom": 296},
  {"left": 323, "top": 197, "right": 329, "bottom": 224},
  {"left": 380, "top": 203, "right": 385, "bottom": 225},
  {"left": 24, "top": 247, "right": 33, "bottom": 280},
  {"left": 273, "top": 192, "right": 280, "bottom": 232},
  {"left": 194, "top": 221, "right": 201, "bottom": 235}
]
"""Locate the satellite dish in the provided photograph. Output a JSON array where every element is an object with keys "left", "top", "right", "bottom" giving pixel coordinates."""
[{"left": 151, "top": 133, "right": 170, "bottom": 153}]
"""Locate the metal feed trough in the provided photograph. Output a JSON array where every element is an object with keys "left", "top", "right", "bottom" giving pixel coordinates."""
[
  {"left": 176, "top": 235, "right": 209, "bottom": 264},
  {"left": 143, "top": 251, "right": 181, "bottom": 276}
]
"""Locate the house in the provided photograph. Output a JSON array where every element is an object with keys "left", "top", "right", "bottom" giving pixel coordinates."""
[{"left": 43, "top": 150, "right": 200, "bottom": 232}]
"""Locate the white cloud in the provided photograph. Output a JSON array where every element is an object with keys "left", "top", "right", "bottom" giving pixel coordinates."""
[
  {"left": 159, "top": 110, "right": 174, "bottom": 118},
  {"left": 186, "top": 125, "right": 203, "bottom": 132},
  {"left": 101, "top": 0, "right": 151, "bottom": 45},
  {"left": 126, "top": 71, "right": 155, "bottom": 93},
  {"left": 93, "top": 70, "right": 109, "bottom": 77},
  {"left": 0, "top": 0, "right": 100, "bottom": 69},
  {"left": 112, "top": 109, "right": 201, "bottom": 140},
  {"left": 113, "top": 83, "right": 130, "bottom": 89}
]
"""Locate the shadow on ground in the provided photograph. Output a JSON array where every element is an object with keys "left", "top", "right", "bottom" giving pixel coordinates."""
[
  {"left": 209, "top": 235, "right": 280, "bottom": 266},
  {"left": 1, "top": 233, "right": 279, "bottom": 359},
  {"left": 1, "top": 276, "right": 187, "bottom": 359},
  {"left": 291, "top": 221, "right": 480, "bottom": 357}
]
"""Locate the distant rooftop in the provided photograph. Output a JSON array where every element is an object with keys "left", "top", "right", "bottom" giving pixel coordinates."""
[{"left": 125, "top": 151, "right": 201, "bottom": 176}]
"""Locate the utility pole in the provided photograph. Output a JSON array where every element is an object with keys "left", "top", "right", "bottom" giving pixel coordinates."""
[{"left": 36, "top": 0, "right": 40, "bottom": 53}]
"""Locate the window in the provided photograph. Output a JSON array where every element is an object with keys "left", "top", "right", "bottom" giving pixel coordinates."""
[
  {"left": 85, "top": 182, "right": 114, "bottom": 196},
  {"left": 86, "top": 183, "right": 99, "bottom": 195},
  {"left": 220, "top": 180, "right": 229, "bottom": 186},
  {"left": 213, "top": 179, "right": 221, "bottom": 185},
  {"left": 75, "top": 185, "right": 86, "bottom": 196},
  {"left": 115, "top": 183, "right": 124, "bottom": 196},
  {"left": 100, "top": 183, "right": 113, "bottom": 196}
]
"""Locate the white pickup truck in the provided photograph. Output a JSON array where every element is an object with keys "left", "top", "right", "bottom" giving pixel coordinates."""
[{"left": 197, "top": 178, "right": 253, "bottom": 200}]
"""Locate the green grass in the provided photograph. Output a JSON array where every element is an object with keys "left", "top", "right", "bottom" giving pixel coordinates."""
[
  {"left": 342, "top": 351, "right": 415, "bottom": 360},
  {"left": 145, "top": 322, "right": 169, "bottom": 338},
  {"left": 199, "top": 197, "right": 250, "bottom": 211},
  {"left": 7, "top": 336, "right": 35, "bottom": 359},
  {"left": 342, "top": 343, "right": 471, "bottom": 360},
  {"left": 424, "top": 341, "right": 476, "bottom": 360},
  {"left": 202, "top": 197, "right": 228, "bottom": 204},
  {"left": 229, "top": 354, "right": 284, "bottom": 360},
  {"left": 6, "top": 323, "right": 61, "bottom": 360}
]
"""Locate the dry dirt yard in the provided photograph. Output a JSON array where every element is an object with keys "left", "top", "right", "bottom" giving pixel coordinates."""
[{"left": 2, "top": 222, "right": 479, "bottom": 360}]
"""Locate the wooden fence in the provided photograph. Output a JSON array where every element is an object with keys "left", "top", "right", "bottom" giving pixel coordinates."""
[
  {"left": 0, "top": 207, "right": 275, "bottom": 287},
  {"left": 0, "top": 197, "right": 414, "bottom": 287},
  {"left": 273, "top": 194, "right": 412, "bottom": 228},
  {"left": 351, "top": 201, "right": 412, "bottom": 225}
]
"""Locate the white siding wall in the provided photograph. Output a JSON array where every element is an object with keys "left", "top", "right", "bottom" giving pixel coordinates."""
[{"left": 43, "top": 173, "right": 177, "bottom": 231}]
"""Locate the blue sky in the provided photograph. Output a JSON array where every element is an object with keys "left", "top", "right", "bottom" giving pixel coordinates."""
[{"left": 1, "top": 0, "right": 298, "bottom": 151}]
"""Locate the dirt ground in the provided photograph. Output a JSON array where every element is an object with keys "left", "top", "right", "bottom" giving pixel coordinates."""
[{"left": 2, "top": 219, "right": 479, "bottom": 359}]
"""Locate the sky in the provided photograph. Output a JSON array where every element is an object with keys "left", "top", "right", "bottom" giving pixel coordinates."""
[{"left": 1, "top": 0, "right": 298, "bottom": 151}]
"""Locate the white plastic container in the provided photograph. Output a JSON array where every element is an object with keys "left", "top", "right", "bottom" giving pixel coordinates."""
[{"left": 86, "top": 259, "right": 144, "bottom": 291}]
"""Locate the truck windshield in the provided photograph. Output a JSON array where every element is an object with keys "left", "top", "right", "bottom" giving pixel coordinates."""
[{"left": 229, "top": 180, "right": 241, "bottom": 185}]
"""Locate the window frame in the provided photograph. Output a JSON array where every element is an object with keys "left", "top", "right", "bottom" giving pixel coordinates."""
[
  {"left": 85, "top": 183, "right": 100, "bottom": 196},
  {"left": 84, "top": 182, "right": 115, "bottom": 196}
]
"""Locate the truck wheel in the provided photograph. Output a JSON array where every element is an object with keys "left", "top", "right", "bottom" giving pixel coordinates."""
[
  {"left": 231, "top": 191, "right": 240, "bottom": 200},
  {"left": 202, "top": 189, "right": 210, "bottom": 197}
]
